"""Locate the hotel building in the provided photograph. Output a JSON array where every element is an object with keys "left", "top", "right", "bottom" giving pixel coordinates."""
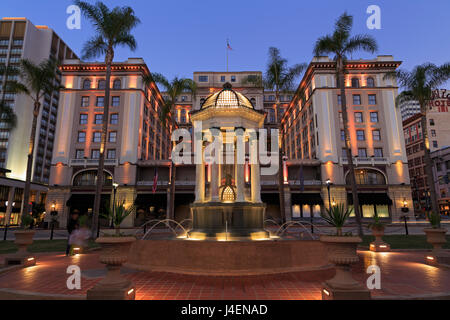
[
  {"left": 0, "top": 17, "right": 77, "bottom": 226},
  {"left": 403, "top": 95, "right": 450, "bottom": 216},
  {"left": 431, "top": 146, "right": 450, "bottom": 216},
  {"left": 282, "top": 56, "right": 414, "bottom": 222}
]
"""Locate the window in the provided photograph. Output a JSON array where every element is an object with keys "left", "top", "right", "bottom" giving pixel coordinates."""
[
  {"left": 341, "top": 130, "right": 345, "bottom": 141},
  {"left": 358, "top": 148, "right": 367, "bottom": 158},
  {"left": 109, "top": 131, "right": 117, "bottom": 143},
  {"left": 107, "top": 149, "right": 116, "bottom": 159},
  {"left": 198, "top": 76, "right": 208, "bottom": 82},
  {"left": 366, "top": 77, "right": 375, "bottom": 88},
  {"left": 79, "top": 114, "right": 88, "bottom": 125},
  {"left": 81, "top": 96, "right": 89, "bottom": 107},
  {"left": 113, "top": 79, "right": 121, "bottom": 89},
  {"left": 430, "top": 119, "right": 435, "bottom": 126},
  {"left": 77, "top": 132, "right": 86, "bottom": 143},
  {"left": 353, "top": 95, "right": 361, "bottom": 105},
  {"left": 94, "top": 114, "right": 103, "bottom": 124},
  {"left": 351, "top": 78, "right": 360, "bottom": 88},
  {"left": 73, "top": 170, "right": 112, "bottom": 186},
  {"left": 231, "top": 75, "right": 236, "bottom": 82},
  {"left": 98, "top": 80, "right": 106, "bottom": 90},
  {"left": 337, "top": 95, "right": 342, "bottom": 105},
  {"left": 431, "top": 130, "right": 436, "bottom": 137},
  {"left": 348, "top": 169, "right": 386, "bottom": 185},
  {"left": 356, "top": 130, "right": 365, "bottom": 141},
  {"left": 355, "top": 112, "right": 363, "bottom": 123},
  {"left": 372, "top": 130, "right": 381, "bottom": 141},
  {"left": 181, "top": 96, "right": 187, "bottom": 102},
  {"left": 433, "top": 141, "right": 438, "bottom": 148},
  {"left": 374, "top": 148, "right": 384, "bottom": 157},
  {"left": 93, "top": 132, "right": 101, "bottom": 143},
  {"left": 91, "top": 149, "right": 100, "bottom": 159},
  {"left": 110, "top": 113, "right": 119, "bottom": 124},
  {"left": 75, "top": 150, "right": 84, "bottom": 159},
  {"left": 220, "top": 76, "right": 226, "bottom": 82},
  {"left": 96, "top": 96, "right": 105, "bottom": 107},
  {"left": 82, "top": 79, "right": 91, "bottom": 89},
  {"left": 370, "top": 112, "right": 379, "bottom": 123},
  {"left": 368, "top": 94, "right": 377, "bottom": 105},
  {"left": 112, "top": 96, "right": 120, "bottom": 107}
]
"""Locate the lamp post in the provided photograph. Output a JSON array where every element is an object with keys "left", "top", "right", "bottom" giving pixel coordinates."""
[
  {"left": 111, "top": 182, "right": 119, "bottom": 228},
  {"left": 326, "top": 179, "right": 332, "bottom": 212},
  {"left": 50, "top": 202, "right": 58, "bottom": 240},
  {"left": 401, "top": 199, "right": 410, "bottom": 236}
]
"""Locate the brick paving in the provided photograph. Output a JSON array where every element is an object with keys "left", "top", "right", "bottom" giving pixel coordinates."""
[{"left": 0, "top": 250, "right": 449, "bottom": 300}]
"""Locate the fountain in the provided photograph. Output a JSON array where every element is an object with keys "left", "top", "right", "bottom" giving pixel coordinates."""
[{"left": 126, "top": 84, "right": 332, "bottom": 276}]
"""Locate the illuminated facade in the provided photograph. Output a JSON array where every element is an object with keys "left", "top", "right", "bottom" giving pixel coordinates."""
[
  {"left": 0, "top": 17, "right": 77, "bottom": 226},
  {"left": 282, "top": 56, "right": 414, "bottom": 222},
  {"left": 46, "top": 58, "right": 171, "bottom": 227}
]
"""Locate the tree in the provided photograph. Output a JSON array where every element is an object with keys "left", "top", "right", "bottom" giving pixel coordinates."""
[
  {"left": 75, "top": 1, "right": 141, "bottom": 237},
  {"left": 264, "top": 47, "right": 306, "bottom": 223},
  {"left": 385, "top": 63, "right": 450, "bottom": 223},
  {"left": 313, "top": 13, "right": 378, "bottom": 236},
  {"left": 146, "top": 73, "right": 197, "bottom": 221},
  {"left": 8, "top": 59, "right": 62, "bottom": 225}
]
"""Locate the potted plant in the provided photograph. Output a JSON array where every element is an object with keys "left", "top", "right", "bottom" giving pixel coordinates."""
[
  {"left": 424, "top": 212, "right": 447, "bottom": 257},
  {"left": 5, "top": 213, "right": 36, "bottom": 266},
  {"left": 320, "top": 205, "right": 369, "bottom": 298},
  {"left": 367, "top": 211, "right": 389, "bottom": 252},
  {"left": 87, "top": 201, "right": 136, "bottom": 300}
]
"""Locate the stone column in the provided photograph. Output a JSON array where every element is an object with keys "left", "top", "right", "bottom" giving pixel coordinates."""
[
  {"left": 251, "top": 163, "right": 261, "bottom": 203},
  {"left": 211, "top": 164, "right": 219, "bottom": 202},
  {"left": 236, "top": 164, "right": 245, "bottom": 202},
  {"left": 195, "top": 151, "right": 205, "bottom": 203}
]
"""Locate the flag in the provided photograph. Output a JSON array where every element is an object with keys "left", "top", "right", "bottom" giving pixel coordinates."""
[
  {"left": 152, "top": 167, "right": 158, "bottom": 194},
  {"left": 227, "top": 39, "right": 233, "bottom": 51}
]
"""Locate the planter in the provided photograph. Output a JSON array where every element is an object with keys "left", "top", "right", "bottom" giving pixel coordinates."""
[
  {"left": 320, "top": 236, "right": 363, "bottom": 289},
  {"left": 369, "top": 226, "right": 390, "bottom": 252},
  {"left": 424, "top": 228, "right": 447, "bottom": 255},
  {"left": 87, "top": 236, "right": 136, "bottom": 300},
  {"left": 4, "top": 230, "right": 36, "bottom": 267}
]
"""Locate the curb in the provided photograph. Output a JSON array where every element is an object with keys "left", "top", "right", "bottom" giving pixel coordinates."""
[{"left": 0, "top": 288, "right": 85, "bottom": 300}]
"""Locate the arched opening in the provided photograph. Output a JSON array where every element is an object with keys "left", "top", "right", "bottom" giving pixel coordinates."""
[
  {"left": 113, "top": 79, "right": 121, "bottom": 89},
  {"left": 351, "top": 78, "right": 360, "bottom": 88},
  {"left": 72, "top": 170, "right": 113, "bottom": 187},
  {"left": 82, "top": 79, "right": 91, "bottom": 90},
  {"left": 98, "top": 79, "right": 106, "bottom": 90},
  {"left": 346, "top": 168, "right": 387, "bottom": 185},
  {"left": 366, "top": 77, "right": 375, "bottom": 88}
]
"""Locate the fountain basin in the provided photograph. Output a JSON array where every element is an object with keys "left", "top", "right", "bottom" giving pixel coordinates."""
[
  {"left": 189, "top": 202, "right": 269, "bottom": 239},
  {"left": 126, "top": 239, "right": 332, "bottom": 276}
]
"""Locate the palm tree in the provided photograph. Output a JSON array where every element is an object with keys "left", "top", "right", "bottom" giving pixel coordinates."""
[
  {"left": 75, "top": 1, "right": 141, "bottom": 237},
  {"left": 0, "top": 64, "right": 18, "bottom": 129},
  {"left": 385, "top": 63, "right": 450, "bottom": 222},
  {"left": 8, "top": 59, "right": 62, "bottom": 225},
  {"left": 264, "top": 47, "right": 306, "bottom": 223},
  {"left": 313, "top": 13, "right": 378, "bottom": 236},
  {"left": 146, "top": 73, "right": 197, "bottom": 221}
]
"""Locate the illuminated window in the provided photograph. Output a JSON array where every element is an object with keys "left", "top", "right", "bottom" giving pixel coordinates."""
[
  {"left": 351, "top": 78, "right": 360, "bottom": 88},
  {"left": 222, "top": 186, "right": 236, "bottom": 202},
  {"left": 81, "top": 96, "right": 89, "bottom": 107}
]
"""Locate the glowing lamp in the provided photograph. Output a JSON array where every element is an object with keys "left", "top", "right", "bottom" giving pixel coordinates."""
[
  {"left": 426, "top": 256, "right": 435, "bottom": 261},
  {"left": 323, "top": 289, "right": 330, "bottom": 296},
  {"left": 27, "top": 257, "right": 35, "bottom": 261},
  {"left": 127, "top": 288, "right": 134, "bottom": 295}
]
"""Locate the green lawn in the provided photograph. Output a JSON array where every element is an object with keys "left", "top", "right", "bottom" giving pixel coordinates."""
[
  {"left": 0, "top": 240, "right": 100, "bottom": 255},
  {"left": 361, "top": 235, "right": 450, "bottom": 250}
]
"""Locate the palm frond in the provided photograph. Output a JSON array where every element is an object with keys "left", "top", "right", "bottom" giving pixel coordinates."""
[
  {"left": 313, "top": 35, "right": 337, "bottom": 57},
  {"left": 344, "top": 34, "right": 378, "bottom": 55},
  {"left": 81, "top": 35, "right": 107, "bottom": 61}
]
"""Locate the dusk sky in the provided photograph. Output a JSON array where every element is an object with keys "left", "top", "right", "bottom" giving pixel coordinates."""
[{"left": 3, "top": 0, "right": 450, "bottom": 81}]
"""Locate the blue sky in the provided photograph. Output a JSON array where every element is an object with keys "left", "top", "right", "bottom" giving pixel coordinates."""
[{"left": 2, "top": 0, "right": 450, "bottom": 80}]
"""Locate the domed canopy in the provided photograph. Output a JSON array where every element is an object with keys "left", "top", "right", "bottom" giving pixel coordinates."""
[{"left": 201, "top": 83, "right": 254, "bottom": 110}]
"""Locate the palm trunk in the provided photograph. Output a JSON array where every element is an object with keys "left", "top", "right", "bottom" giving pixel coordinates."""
[
  {"left": 276, "top": 93, "right": 286, "bottom": 223},
  {"left": 420, "top": 105, "right": 440, "bottom": 225},
  {"left": 21, "top": 100, "right": 40, "bottom": 227},
  {"left": 92, "top": 49, "right": 113, "bottom": 238},
  {"left": 337, "top": 60, "right": 364, "bottom": 237},
  {"left": 168, "top": 118, "right": 177, "bottom": 221}
]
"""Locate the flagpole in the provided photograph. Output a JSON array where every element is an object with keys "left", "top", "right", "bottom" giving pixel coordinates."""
[{"left": 226, "top": 39, "right": 229, "bottom": 72}]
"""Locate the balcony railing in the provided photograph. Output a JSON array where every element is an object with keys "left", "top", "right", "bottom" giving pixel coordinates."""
[
  {"left": 340, "top": 157, "right": 388, "bottom": 166},
  {"left": 69, "top": 158, "right": 119, "bottom": 167},
  {"left": 261, "top": 180, "right": 322, "bottom": 186}
]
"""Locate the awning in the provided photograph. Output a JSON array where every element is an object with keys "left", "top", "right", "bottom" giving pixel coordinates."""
[
  {"left": 135, "top": 194, "right": 167, "bottom": 208},
  {"left": 347, "top": 193, "right": 393, "bottom": 206},
  {"left": 291, "top": 193, "right": 324, "bottom": 205}
]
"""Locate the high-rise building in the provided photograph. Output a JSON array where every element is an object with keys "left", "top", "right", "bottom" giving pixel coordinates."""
[
  {"left": 399, "top": 97, "right": 420, "bottom": 121},
  {"left": 0, "top": 17, "right": 77, "bottom": 226}
]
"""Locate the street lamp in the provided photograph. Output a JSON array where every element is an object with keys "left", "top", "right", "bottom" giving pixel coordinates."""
[
  {"left": 326, "top": 179, "right": 332, "bottom": 212},
  {"left": 50, "top": 201, "right": 58, "bottom": 240},
  {"left": 111, "top": 182, "right": 119, "bottom": 228}
]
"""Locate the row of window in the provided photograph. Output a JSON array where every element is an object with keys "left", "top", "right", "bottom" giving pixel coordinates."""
[
  {"left": 77, "top": 131, "right": 117, "bottom": 143},
  {"left": 82, "top": 79, "right": 122, "bottom": 90},
  {"left": 341, "top": 129, "right": 382, "bottom": 141},
  {"left": 349, "top": 77, "right": 376, "bottom": 88},
  {"left": 338, "top": 94, "right": 377, "bottom": 105},
  {"left": 81, "top": 96, "right": 120, "bottom": 108},
  {"left": 342, "top": 147, "right": 384, "bottom": 158},
  {"left": 75, "top": 149, "right": 116, "bottom": 160},
  {"left": 80, "top": 113, "right": 119, "bottom": 125}
]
